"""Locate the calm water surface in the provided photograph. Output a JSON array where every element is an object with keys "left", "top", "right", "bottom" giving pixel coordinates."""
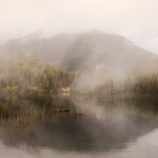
[{"left": 0, "top": 95, "right": 158, "bottom": 158}]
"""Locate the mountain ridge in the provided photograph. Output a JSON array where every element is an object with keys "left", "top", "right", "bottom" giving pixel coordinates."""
[{"left": 1, "top": 31, "right": 158, "bottom": 90}]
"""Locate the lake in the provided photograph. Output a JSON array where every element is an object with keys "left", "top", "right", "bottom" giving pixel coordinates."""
[{"left": 0, "top": 95, "right": 158, "bottom": 158}]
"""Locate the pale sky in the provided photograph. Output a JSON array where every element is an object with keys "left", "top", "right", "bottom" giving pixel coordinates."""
[{"left": 0, "top": 0, "right": 158, "bottom": 54}]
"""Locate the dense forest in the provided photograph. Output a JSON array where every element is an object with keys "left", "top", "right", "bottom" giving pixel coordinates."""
[{"left": 0, "top": 53, "right": 74, "bottom": 99}]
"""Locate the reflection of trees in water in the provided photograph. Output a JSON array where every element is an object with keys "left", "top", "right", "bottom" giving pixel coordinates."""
[
  {"left": 0, "top": 100, "right": 44, "bottom": 134},
  {"left": 0, "top": 96, "right": 79, "bottom": 134},
  {"left": 95, "top": 95, "right": 158, "bottom": 118},
  {"left": 0, "top": 96, "right": 158, "bottom": 152}
]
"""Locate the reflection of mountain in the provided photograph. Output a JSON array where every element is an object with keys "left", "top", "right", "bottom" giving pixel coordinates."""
[
  {"left": 1, "top": 96, "right": 158, "bottom": 152},
  {"left": 2, "top": 31, "right": 158, "bottom": 90}
]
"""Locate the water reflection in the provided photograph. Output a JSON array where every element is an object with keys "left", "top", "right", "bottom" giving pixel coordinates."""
[{"left": 0, "top": 95, "right": 158, "bottom": 154}]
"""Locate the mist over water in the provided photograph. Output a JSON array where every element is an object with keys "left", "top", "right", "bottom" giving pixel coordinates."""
[
  {"left": 0, "top": 95, "right": 157, "bottom": 158},
  {"left": 0, "top": 31, "right": 158, "bottom": 158}
]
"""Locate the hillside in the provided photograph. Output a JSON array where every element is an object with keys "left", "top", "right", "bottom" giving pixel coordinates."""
[
  {"left": 0, "top": 53, "right": 74, "bottom": 98},
  {"left": 1, "top": 31, "right": 158, "bottom": 91}
]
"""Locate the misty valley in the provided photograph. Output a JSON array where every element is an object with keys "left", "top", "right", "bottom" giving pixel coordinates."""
[{"left": 0, "top": 32, "right": 158, "bottom": 157}]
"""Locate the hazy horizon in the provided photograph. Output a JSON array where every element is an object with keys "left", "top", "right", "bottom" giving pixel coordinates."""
[{"left": 0, "top": 0, "right": 158, "bottom": 54}]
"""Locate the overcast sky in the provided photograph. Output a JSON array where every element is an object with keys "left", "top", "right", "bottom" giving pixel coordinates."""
[{"left": 0, "top": 0, "right": 158, "bottom": 54}]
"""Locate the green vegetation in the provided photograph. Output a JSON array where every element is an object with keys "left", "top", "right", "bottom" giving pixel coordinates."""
[
  {"left": 0, "top": 53, "right": 75, "bottom": 98},
  {"left": 93, "top": 74, "right": 158, "bottom": 97},
  {"left": 0, "top": 96, "right": 75, "bottom": 134}
]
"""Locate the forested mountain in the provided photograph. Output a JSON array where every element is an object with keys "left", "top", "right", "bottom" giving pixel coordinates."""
[
  {"left": 1, "top": 31, "right": 158, "bottom": 92},
  {"left": 0, "top": 53, "right": 74, "bottom": 97}
]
